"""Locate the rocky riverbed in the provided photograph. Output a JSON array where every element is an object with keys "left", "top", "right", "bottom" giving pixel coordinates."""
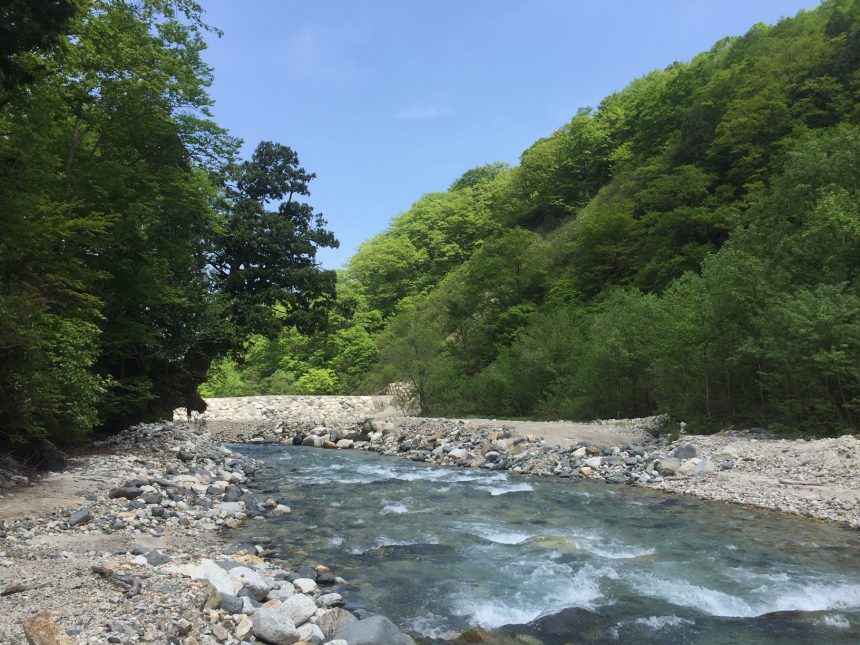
[
  {"left": 198, "top": 396, "right": 860, "bottom": 530},
  {"left": 0, "top": 421, "right": 418, "bottom": 644},
  {"left": 3, "top": 395, "right": 859, "bottom": 643}
]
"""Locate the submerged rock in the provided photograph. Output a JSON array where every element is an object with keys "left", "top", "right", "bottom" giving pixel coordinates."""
[{"left": 499, "top": 606, "right": 614, "bottom": 644}]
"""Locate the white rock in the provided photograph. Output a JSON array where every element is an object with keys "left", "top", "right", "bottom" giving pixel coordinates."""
[
  {"left": 252, "top": 607, "right": 300, "bottom": 645},
  {"left": 296, "top": 621, "right": 324, "bottom": 644},
  {"left": 293, "top": 578, "right": 317, "bottom": 594},
  {"left": 268, "top": 581, "right": 296, "bottom": 601},
  {"left": 235, "top": 614, "right": 253, "bottom": 640},
  {"left": 230, "top": 566, "right": 269, "bottom": 601},
  {"left": 583, "top": 456, "right": 602, "bottom": 469},
  {"left": 572, "top": 446, "right": 587, "bottom": 458},
  {"left": 281, "top": 592, "right": 317, "bottom": 625},
  {"left": 677, "top": 460, "right": 697, "bottom": 476},
  {"left": 166, "top": 558, "right": 240, "bottom": 596},
  {"left": 215, "top": 501, "right": 244, "bottom": 516},
  {"left": 691, "top": 459, "right": 716, "bottom": 477},
  {"left": 319, "top": 592, "right": 343, "bottom": 607}
]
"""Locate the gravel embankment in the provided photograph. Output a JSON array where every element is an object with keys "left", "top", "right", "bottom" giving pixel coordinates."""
[
  {"left": 218, "top": 408, "right": 860, "bottom": 530},
  {"left": 0, "top": 422, "right": 416, "bottom": 644},
  {"left": 3, "top": 395, "right": 858, "bottom": 643}
]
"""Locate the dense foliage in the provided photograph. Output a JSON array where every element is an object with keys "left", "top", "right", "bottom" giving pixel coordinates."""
[
  {"left": 0, "top": 0, "right": 336, "bottom": 448},
  {"left": 215, "top": 0, "right": 860, "bottom": 436}
]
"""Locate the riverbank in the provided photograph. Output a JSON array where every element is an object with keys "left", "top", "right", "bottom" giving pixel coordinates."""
[
  {"left": 191, "top": 395, "right": 860, "bottom": 529},
  {"left": 2, "top": 396, "right": 858, "bottom": 642},
  {"left": 0, "top": 421, "right": 415, "bottom": 644}
]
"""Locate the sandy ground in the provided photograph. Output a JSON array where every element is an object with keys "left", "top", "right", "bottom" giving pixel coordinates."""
[{"left": 459, "top": 418, "right": 651, "bottom": 449}]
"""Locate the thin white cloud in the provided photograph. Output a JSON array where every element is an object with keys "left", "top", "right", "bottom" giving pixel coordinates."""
[
  {"left": 396, "top": 105, "right": 453, "bottom": 120},
  {"left": 282, "top": 23, "right": 366, "bottom": 84}
]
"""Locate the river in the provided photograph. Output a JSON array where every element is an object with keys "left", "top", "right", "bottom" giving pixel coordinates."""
[{"left": 236, "top": 444, "right": 860, "bottom": 644}]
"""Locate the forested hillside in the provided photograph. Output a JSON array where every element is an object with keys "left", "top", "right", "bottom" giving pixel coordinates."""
[
  {"left": 0, "top": 0, "right": 336, "bottom": 450},
  {"left": 211, "top": 0, "right": 860, "bottom": 436}
]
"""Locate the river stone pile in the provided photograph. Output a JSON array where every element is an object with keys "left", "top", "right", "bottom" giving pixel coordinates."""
[
  {"left": 650, "top": 431, "right": 860, "bottom": 528},
  {"left": 227, "top": 416, "right": 675, "bottom": 487},
  {"left": 1, "top": 420, "right": 426, "bottom": 644},
  {"left": 167, "top": 557, "right": 416, "bottom": 645},
  {"left": 257, "top": 418, "right": 858, "bottom": 530},
  {"left": 1, "top": 422, "right": 284, "bottom": 544}
]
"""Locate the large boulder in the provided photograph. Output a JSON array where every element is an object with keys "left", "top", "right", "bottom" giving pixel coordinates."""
[
  {"left": 68, "top": 508, "right": 92, "bottom": 527},
  {"left": 34, "top": 438, "right": 66, "bottom": 472},
  {"left": 333, "top": 615, "right": 405, "bottom": 645},
  {"left": 672, "top": 444, "right": 698, "bottom": 459},
  {"left": 690, "top": 459, "right": 716, "bottom": 477},
  {"left": 281, "top": 593, "right": 317, "bottom": 626},
  {"left": 108, "top": 486, "right": 142, "bottom": 500},
  {"left": 448, "top": 448, "right": 468, "bottom": 460},
  {"left": 498, "top": 607, "right": 613, "bottom": 644},
  {"left": 302, "top": 435, "right": 324, "bottom": 448},
  {"left": 252, "top": 607, "right": 300, "bottom": 645},
  {"left": 167, "top": 559, "right": 240, "bottom": 596},
  {"left": 654, "top": 457, "right": 683, "bottom": 476},
  {"left": 296, "top": 621, "right": 325, "bottom": 644},
  {"left": 230, "top": 566, "right": 270, "bottom": 601},
  {"left": 315, "top": 607, "right": 357, "bottom": 637}
]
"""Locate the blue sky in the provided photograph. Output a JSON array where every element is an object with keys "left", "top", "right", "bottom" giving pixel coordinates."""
[{"left": 199, "top": 0, "right": 821, "bottom": 269}]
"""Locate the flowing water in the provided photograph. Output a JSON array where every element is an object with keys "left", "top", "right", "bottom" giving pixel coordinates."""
[{"left": 235, "top": 444, "right": 860, "bottom": 644}]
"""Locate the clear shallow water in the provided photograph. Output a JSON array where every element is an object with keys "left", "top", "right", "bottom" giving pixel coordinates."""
[{"left": 236, "top": 444, "right": 860, "bottom": 644}]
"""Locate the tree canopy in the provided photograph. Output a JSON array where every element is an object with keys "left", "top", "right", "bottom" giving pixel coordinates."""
[{"left": 0, "top": 0, "right": 336, "bottom": 449}]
